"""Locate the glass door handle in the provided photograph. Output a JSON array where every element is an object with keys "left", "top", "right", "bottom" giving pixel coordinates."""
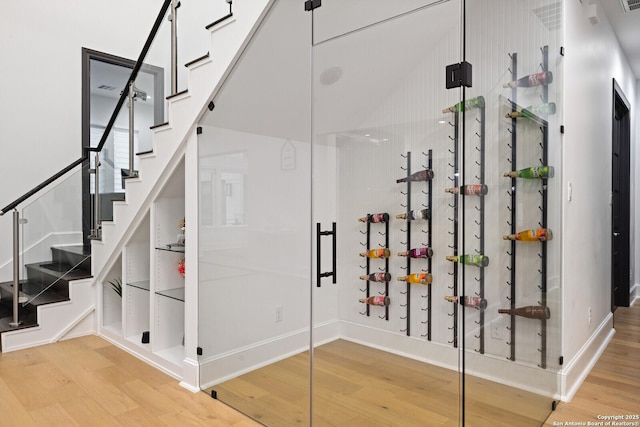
[{"left": 316, "top": 222, "right": 337, "bottom": 287}]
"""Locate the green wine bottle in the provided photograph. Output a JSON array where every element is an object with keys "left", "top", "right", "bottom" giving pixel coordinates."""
[
  {"left": 442, "top": 96, "right": 485, "bottom": 113},
  {"left": 504, "top": 166, "right": 554, "bottom": 179},
  {"left": 506, "top": 102, "right": 556, "bottom": 119},
  {"left": 446, "top": 255, "right": 489, "bottom": 267}
]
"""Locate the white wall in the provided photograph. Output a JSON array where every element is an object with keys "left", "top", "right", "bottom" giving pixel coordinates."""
[
  {"left": 0, "top": 0, "right": 231, "bottom": 278},
  {"left": 563, "top": 0, "right": 637, "bottom": 364},
  {"left": 635, "top": 79, "right": 640, "bottom": 303}
]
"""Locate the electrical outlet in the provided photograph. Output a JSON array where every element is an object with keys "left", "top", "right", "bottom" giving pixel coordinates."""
[
  {"left": 490, "top": 318, "right": 506, "bottom": 340},
  {"left": 275, "top": 306, "right": 283, "bottom": 323}
]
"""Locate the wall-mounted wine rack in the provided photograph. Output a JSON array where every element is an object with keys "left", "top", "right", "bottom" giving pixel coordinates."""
[
  {"left": 397, "top": 150, "right": 433, "bottom": 338},
  {"left": 359, "top": 215, "right": 390, "bottom": 320},
  {"left": 447, "top": 116, "right": 459, "bottom": 348},
  {"left": 505, "top": 46, "right": 551, "bottom": 369}
]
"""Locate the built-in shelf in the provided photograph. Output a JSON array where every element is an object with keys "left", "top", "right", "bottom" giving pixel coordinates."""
[
  {"left": 156, "top": 287, "right": 185, "bottom": 302},
  {"left": 156, "top": 244, "right": 185, "bottom": 253},
  {"left": 127, "top": 280, "right": 150, "bottom": 291}
]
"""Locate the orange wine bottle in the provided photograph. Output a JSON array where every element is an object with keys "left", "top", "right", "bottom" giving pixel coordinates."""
[
  {"left": 358, "top": 213, "right": 389, "bottom": 223},
  {"left": 503, "top": 228, "right": 553, "bottom": 242},
  {"left": 397, "top": 273, "right": 432, "bottom": 285},
  {"left": 444, "top": 184, "right": 488, "bottom": 196},
  {"left": 359, "top": 296, "right": 390, "bottom": 306},
  {"left": 396, "top": 169, "right": 434, "bottom": 183},
  {"left": 360, "top": 273, "right": 391, "bottom": 282},
  {"left": 359, "top": 248, "right": 391, "bottom": 259},
  {"left": 398, "top": 247, "right": 433, "bottom": 258},
  {"left": 444, "top": 295, "right": 487, "bottom": 310},
  {"left": 498, "top": 305, "right": 550, "bottom": 319}
]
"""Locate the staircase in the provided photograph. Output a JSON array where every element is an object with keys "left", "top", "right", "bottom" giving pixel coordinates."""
[{"left": 1, "top": 0, "right": 273, "bottom": 358}]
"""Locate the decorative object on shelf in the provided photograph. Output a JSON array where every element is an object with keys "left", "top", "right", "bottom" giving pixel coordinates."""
[
  {"left": 442, "top": 95, "right": 485, "bottom": 113},
  {"left": 444, "top": 184, "right": 488, "bottom": 196},
  {"left": 396, "top": 208, "right": 430, "bottom": 221},
  {"left": 359, "top": 296, "right": 390, "bottom": 306},
  {"left": 503, "top": 228, "right": 553, "bottom": 242},
  {"left": 359, "top": 272, "right": 391, "bottom": 282},
  {"left": 397, "top": 273, "right": 432, "bottom": 285},
  {"left": 498, "top": 305, "right": 550, "bottom": 320},
  {"left": 446, "top": 254, "right": 489, "bottom": 267},
  {"left": 397, "top": 247, "right": 433, "bottom": 258},
  {"left": 108, "top": 278, "right": 122, "bottom": 297},
  {"left": 506, "top": 102, "right": 556, "bottom": 119},
  {"left": 358, "top": 213, "right": 389, "bottom": 223},
  {"left": 178, "top": 258, "right": 185, "bottom": 277},
  {"left": 395, "top": 169, "right": 434, "bottom": 183},
  {"left": 444, "top": 295, "right": 487, "bottom": 309},
  {"left": 503, "top": 166, "right": 554, "bottom": 179},
  {"left": 177, "top": 218, "right": 185, "bottom": 245},
  {"left": 359, "top": 248, "right": 391, "bottom": 259},
  {"left": 503, "top": 71, "right": 553, "bottom": 88}
]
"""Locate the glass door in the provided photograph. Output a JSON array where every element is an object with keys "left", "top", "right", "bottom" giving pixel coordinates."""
[
  {"left": 461, "top": 1, "right": 562, "bottom": 425},
  {"left": 311, "top": 2, "right": 465, "bottom": 425},
  {"left": 197, "top": 0, "right": 313, "bottom": 424}
]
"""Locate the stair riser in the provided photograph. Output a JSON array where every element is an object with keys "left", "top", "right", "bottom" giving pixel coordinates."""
[
  {"left": 24, "top": 268, "right": 70, "bottom": 299},
  {"left": 51, "top": 247, "right": 91, "bottom": 271}
]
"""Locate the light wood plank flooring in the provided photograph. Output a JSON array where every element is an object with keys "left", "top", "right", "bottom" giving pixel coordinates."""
[
  {"left": 0, "top": 335, "right": 260, "bottom": 426},
  {"left": 545, "top": 302, "right": 640, "bottom": 426},
  {"left": 0, "top": 302, "right": 636, "bottom": 426}
]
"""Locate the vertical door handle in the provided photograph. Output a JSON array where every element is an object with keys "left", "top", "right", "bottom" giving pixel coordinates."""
[{"left": 316, "top": 222, "right": 337, "bottom": 287}]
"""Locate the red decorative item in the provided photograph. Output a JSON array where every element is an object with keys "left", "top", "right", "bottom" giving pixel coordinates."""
[{"left": 178, "top": 258, "right": 185, "bottom": 277}]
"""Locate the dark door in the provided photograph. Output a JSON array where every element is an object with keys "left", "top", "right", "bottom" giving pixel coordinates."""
[{"left": 611, "top": 79, "right": 631, "bottom": 309}]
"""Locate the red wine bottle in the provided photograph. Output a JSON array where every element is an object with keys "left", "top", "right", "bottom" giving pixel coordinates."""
[
  {"left": 396, "top": 169, "right": 434, "bottom": 183},
  {"left": 396, "top": 209, "right": 430, "bottom": 221},
  {"left": 444, "top": 184, "right": 488, "bottom": 196},
  {"left": 359, "top": 296, "right": 390, "bottom": 306},
  {"left": 360, "top": 273, "right": 391, "bottom": 282},
  {"left": 503, "top": 71, "right": 553, "bottom": 88},
  {"left": 498, "top": 305, "right": 550, "bottom": 319},
  {"left": 358, "top": 213, "right": 389, "bottom": 223},
  {"left": 398, "top": 247, "right": 433, "bottom": 258},
  {"left": 444, "top": 295, "right": 487, "bottom": 310}
]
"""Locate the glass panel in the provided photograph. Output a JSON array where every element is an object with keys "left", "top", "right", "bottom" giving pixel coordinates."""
[
  {"left": 198, "top": 1, "right": 312, "bottom": 425},
  {"left": 11, "top": 163, "right": 90, "bottom": 328},
  {"left": 462, "top": 0, "right": 562, "bottom": 425},
  {"left": 312, "top": 2, "right": 463, "bottom": 426}
]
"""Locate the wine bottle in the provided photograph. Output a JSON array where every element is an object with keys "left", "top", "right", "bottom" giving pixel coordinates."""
[
  {"left": 359, "top": 296, "right": 390, "bottom": 306},
  {"left": 444, "top": 184, "right": 488, "bottom": 196},
  {"left": 503, "top": 166, "right": 554, "bottom": 179},
  {"left": 396, "top": 209, "right": 430, "bottom": 221},
  {"left": 498, "top": 305, "right": 550, "bottom": 320},
  {"left": 442, "top": 96, "right": 485, "bottom": 113},
  {"left": 358, "top": 213, "right": 389, "bottom": 223},
  {"left": 503, "top": 228, "right": 553, "bottom": 242},
  {"left": 506, "top": 102, "right": 556, "bottom": 119},
  {"left": 398, "top": 247, "right": 433, "bottom": 258},
  {"left": 397, "top": 273, "right": 432, "bottom": 285},
  {"left": 503, "top": 71, "right": 553, "bottom": 88},
  {"left": 360, "top": 272, "right": 391, "bottom": 282},
  {"left": 444, "top": 295, "right": 487, "bottom": 310},
  {"left": 359, "top": 248, "right": 391, "bottom": 259},
  {"left": 446, "top": 254, "right": 489, "bottom": 267},
  {"left": 396, "top": 169, "right": 434, "bottom": 183}
]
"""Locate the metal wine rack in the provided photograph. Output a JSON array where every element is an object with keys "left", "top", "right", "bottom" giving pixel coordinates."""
[
  {"left": 359, "top": 214, "right": 390, "bottom": 320},
  {"left": 446, "top": 114, "right": 459, "bottom": 348},
  {"left": 398, "top": 150, "right": 433, "bottom": 338},
  {"left": 505, "top": 46, "right": 550, "bottom": 368}
]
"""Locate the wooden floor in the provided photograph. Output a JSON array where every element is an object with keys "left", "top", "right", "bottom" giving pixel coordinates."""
[
  {"left": 544, "top": 302, "right": 640, "bottom": 426},
  {"left": 0, "top": 302, "right": 636, "bottom": 426},
  {"left": 0, "top": 335, "right": 259, "bottom": 426}
]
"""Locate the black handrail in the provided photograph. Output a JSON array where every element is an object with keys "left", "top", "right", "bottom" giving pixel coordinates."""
[{"left": 0, "top": 0, "right": 172, "bottom": 216}]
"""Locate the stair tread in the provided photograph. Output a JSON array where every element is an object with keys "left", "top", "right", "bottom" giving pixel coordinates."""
[
  {"left": 25, "top": 262, "right": 92, "bottom": 281},
  {"left": 0, "top": 281, "right": 69, "bottom": 307},
  {"left": 205, "top": 12, "right": 234, "bottom": 30},
  {"left": 185, "top": 52, "right": 210, "bottom": 68},
  {"left": 150, "top": 121, "right": 169, "bottom": 130},
  {"left": 166, "top": 89, "right": 188, "bottom": 100}
]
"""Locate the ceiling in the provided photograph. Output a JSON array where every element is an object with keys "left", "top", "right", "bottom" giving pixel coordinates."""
[{"left": 599, "top": 0, "right": 640, "bottom": 78}]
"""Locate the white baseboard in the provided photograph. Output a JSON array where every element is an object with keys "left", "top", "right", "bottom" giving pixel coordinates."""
[
  {"left": 560, "top": 313, "right": 614, "bottom": 402},
  {"left": 199, "top": 320, "right": 339, "bottom": 390},
  {"left": 631, "top": 283, "right": 640, "bottom": 305}
]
